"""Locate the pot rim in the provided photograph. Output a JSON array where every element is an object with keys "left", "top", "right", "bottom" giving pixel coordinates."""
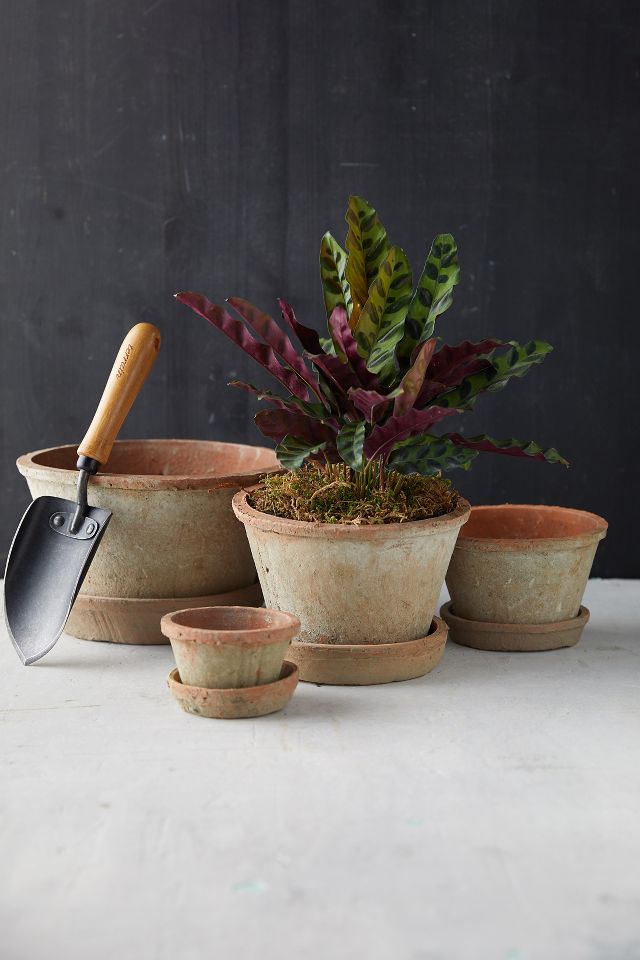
[
  {"left": 232, "top": 487, "right": 471, "bottom": 540},
  {"left": 454, "top": 503, "right": 607, "bottom": 552},
  {"left": 160, "top": 605, "right": 300, "bottom": 646},
  {"left": 16, "top": 439, "right": 281, "bottom": 491}
]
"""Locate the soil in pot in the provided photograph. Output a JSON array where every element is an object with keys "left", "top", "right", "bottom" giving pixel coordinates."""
[
  {"left": 160, "top": 605, "right": 300, "bottom": 689},
  {"left": 446, "top": 504, "right": 607, "bottom": 625},
  {"left": 232, "top": 468, "right": 470, "bottom": 648}
]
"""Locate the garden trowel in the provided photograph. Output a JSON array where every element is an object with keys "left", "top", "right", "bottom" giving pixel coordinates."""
[{"left": 4, "top": 322, "right": 161, "bottom": 664}]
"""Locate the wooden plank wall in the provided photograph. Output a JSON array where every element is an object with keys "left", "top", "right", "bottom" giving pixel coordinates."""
[{"left": 0, "top": 0, "right": 636, "bottom": 574}]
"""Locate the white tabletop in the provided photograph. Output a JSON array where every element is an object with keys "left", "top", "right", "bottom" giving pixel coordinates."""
[{"left": 1, "top": 579, "right": 639, "bottom": 960}]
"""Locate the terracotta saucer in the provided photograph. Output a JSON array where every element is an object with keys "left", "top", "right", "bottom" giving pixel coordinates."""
[
  {"left": 287, "top": 617, "right": 448, "bottom": 686},
  {"left": 167, "top": 661, "right": 299, "bottom": 719},
  {"left": 441, "top": 601, "right": 590, "bottom": 652},
  {"left": 66, "top": 581, "right": 263, "bottom": 645}
]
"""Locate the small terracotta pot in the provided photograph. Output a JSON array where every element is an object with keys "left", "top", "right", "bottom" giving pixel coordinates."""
[
  {"left": 232, "top": 488, "right": 470, "bottom": 646},
  {"left": 446, "top": 504, "right": 607, "bottom": 625},
  {"left": 160, "top": 605, "right": 300, "bottom": 689}
]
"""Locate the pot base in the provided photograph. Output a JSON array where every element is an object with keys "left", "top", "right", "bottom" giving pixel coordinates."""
[
  {"left": 66, "top": 581, "right": 263, "bottom": 645},
  {"left": 167, "top": 661, "right": 299, "bottom": 719},
  {"left": 287, "top": 617, "right": 448, "bottom": 685},
  {"left": 441, "top": 601, "right": 590, "bottom": 652}
]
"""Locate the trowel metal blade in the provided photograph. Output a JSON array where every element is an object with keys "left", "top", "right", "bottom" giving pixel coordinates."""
[{"left": 3, "top": 496, "right": 112, "bottom": 664}]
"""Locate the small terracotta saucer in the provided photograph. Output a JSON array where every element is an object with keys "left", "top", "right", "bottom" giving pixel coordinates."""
[
  {"left": 167, "top": 660, "right": 299, "bottom": 719},
  {"left": 441, "top": 601, "right": 590, "bottom": 652},
  {"left": 286, "top": 617, "right": 448, "bottom": 685}
]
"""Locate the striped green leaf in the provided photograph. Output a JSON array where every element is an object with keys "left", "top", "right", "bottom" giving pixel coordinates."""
[
  {"left": 345, "top": 196, "right": 390, "bottom": 314},
  {"left": 388, "top": 433, "right": 478, "bottom": 476},
  {"left": 336, "top": 420, "right": 366, "bottom": 469},
  {"left": 320, "top": 232, "right": 352, "bottom": 321},
  {"left": 447, "top": 433, "right": 569, "bottom": 466},
  {"left": 275, "top": 436, "right": 327, "bottom": 470},
  {"left": 398, "top": 234, "right": 460, "bottom": 363},
  {"left": 355, "top": 247, "right": 413, "bottom": 381},
  {"left": 434, "top": 340, "right": 553, "bottom": 409}
]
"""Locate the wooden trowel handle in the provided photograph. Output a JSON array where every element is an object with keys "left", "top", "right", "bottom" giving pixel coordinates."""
[{"left": 77, "top": 323, "right": 161, "bottom": 467}]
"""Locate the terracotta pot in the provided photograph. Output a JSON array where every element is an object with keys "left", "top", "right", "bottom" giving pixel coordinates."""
[
  {"left": 160, "top": 605, "right": 300, "bottom": 689},
  {"left": 232, "top": 489, "right": 470, "bottom": 646},
  {"left": 17, "top": 440, "right": 279, "bottom": 600},
  {"left": 446, "top": 504, "right": 607, "bottom": 624},
  {"left": 167, "top": 662, "right": 299, "bottom": 720}
]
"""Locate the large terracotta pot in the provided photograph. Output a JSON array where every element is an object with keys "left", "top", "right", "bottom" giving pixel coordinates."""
[
  {"left": 16, "top": 441, "right": 279, "bottom": 644},
  {"left": 232, "top": 489, "right": 470, "bottom": 646},
  {"left": 445, "top": 504, "right": 608, "bottom": 625}
]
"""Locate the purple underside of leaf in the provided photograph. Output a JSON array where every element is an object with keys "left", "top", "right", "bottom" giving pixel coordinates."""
[
  {"left": 364, "top": 407, "right": 458, "bottom": 461},
  {"left": 228, "top": 380, "right": 296, "bottom": 411},
  {"left": 175, "top": 292, "right": 310, "bottom": 402},
  {"left": 328, "top": 306, "right": 380, "bottom": 389},
  {"left": 255, "top": 409, "right": 338, "bottom": 446},
  {"left": 394, "top": 339, "right": 437, "bottom": 417},
  {"left": 415, "top": 339, "right": 502, "bottom": 406},
  {"left": 310, "top": 352, "right": 360, "bottom": 414},
  {"left": 227, "top": 297, "right": 323, "bottom": 401},
  {"left": 278, "top": 299, "right": 323, "bottom": 355},
  {"left": 349, "top": 388, "right": 393, "bottom": 423},
  {"left": 415, "top": 379, "right": 450, "bottom": 406},
  {"left": 427, "top": 339, "right": 503, "bottom": 386}
]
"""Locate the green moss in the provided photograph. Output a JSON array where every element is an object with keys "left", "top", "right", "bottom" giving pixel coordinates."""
[{"left": 249, "top": 463, "right": 458, "bottom": 525}]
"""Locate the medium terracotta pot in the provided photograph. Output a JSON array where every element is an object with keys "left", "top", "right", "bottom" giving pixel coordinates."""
[
  {"left": 17, "top": 440, "right": 279, "bottom": 600},
  {"left": 232, "top": 489, "right": 470, "bottom": 646},
  {"left": 160, "top": 605, "right": 300, "bottom": 689},
  {"left": 445, "top": 504, "right": 607, "bottom": 624}
]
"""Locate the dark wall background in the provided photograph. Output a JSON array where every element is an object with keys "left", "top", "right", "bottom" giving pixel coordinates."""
[{"left": 0, "top": 0, "right": 637, "bottom": 576}]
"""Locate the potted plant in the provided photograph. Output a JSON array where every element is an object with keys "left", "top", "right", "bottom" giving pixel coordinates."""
[{"left": 175, "top": 196, "right": 566, "bottom": 683}]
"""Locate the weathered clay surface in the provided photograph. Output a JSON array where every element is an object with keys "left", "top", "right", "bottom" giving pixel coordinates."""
[
  {"left": 441, "top": 601, "right": 590, "bottom": 652},
  {"left": 288, "top": 616, "right": 448, "bottom": 685},
  {"left": 17, "top": 440, "right": 279, "bottom": 599},
  {"left": 446, "top": 504, "right": 607, "bottom": 624},
  {"left": 167, "top": 661, "right": 299, "bottom": 719},
  {"left": 233, "top": 489, "right": 470, "bottom": 646},
  {"left": 161, "top": 605, "right": 300, "bottom": 689},
  {"left": 66, "top": 581, "right": 263, "bottom": 645}
]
